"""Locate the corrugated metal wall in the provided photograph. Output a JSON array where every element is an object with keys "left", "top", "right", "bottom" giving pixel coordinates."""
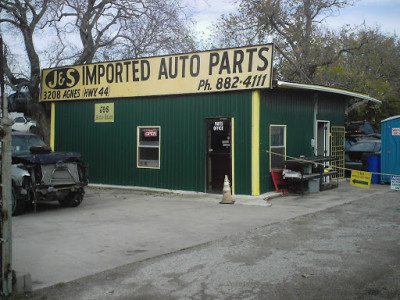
[
  {"left": 317, "top": 94, "right": 346, "bottom": 126},
  {"left": 260, "top": 89, "right": 315, "bottom": 194},
  {"left": 258, "top": 90, "right": 347, "bottom": 194},
  {"left": 54, "top": 88, "right": 347, "bottom": 195},
  {"left": 54, "top": 91, "right": 253, "bottom": 194}
]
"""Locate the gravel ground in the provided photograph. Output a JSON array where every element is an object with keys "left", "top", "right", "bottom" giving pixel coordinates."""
[{"left": 13, "top": 187, "right": 400, "bottom": 300}]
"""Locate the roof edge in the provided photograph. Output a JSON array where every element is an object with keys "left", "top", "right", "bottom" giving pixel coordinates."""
[
  {"left": 382, "top": 115, "right": 400, "bottom": 122},
  {"left": 276, "top": 81, "right": 381, "bottom": 104}
]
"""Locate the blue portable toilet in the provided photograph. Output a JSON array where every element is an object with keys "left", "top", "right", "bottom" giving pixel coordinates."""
[{"left": 381, "top": 115, "right": 400, "bottom": 183}]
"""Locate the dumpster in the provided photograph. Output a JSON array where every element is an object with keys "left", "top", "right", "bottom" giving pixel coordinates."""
[{"left": 308, "top": 178, "right": 320, "bottom": 193}]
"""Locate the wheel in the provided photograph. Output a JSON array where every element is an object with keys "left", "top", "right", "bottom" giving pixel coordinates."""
[
  {"left": 59, "top": 191, "right": 84, "bottom": 207},
  {"left": 12, "top": 186, "right": 25, "bottom": 216}
]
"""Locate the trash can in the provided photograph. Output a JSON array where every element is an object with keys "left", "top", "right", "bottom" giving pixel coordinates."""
[
  {"left": 308, "top": 178, "right": 320, "bottom": 193},
  {"left": 367, "top": 155, "right": 380, "bottom": 184}
]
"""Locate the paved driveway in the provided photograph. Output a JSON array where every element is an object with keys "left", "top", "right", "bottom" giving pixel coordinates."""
[{"left": 12, "top": 182, "right": 390, "bottom": 290}]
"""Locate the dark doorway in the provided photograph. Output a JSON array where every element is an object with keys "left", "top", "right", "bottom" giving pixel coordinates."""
[{"left": 206, "top": 118, "right": 232, "bottom": 193}]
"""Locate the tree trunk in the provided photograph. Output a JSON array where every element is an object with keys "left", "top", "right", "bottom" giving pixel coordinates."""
[{"left": 28, "top": 88, "right": 51, "bottom": 144}]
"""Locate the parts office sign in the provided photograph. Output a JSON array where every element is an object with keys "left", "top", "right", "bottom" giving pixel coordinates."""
[{"left": 40, "top": 44, "right": 273, "bottom": 101}]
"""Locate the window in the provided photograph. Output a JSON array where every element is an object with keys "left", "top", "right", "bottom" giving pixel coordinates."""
[
  {"left": 14, "top": 117, "right": 25, "bottom": 123},
  {"left": 137, "top": 126, "right": 160, "bottom": 168},
  {"left": 270, "top": 125, "right": 286, "bottom": 170}
]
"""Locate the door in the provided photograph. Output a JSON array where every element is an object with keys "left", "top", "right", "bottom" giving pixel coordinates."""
[
  {"left": 317, "top": 121, "right": 330, "bottom": 156},
  {"left": 206, "top": 118, "right": 232, "bottom": 193},
  {"left": 317, "top": 120, "right": 331, "bottom": 182}
]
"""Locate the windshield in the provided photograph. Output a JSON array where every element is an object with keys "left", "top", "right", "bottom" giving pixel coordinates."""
[
  {"left": 359, "top": 123, "right": 375, "bottom": 135},
  {"left": 12, "top": 134, "right": 46, "bottom": 154}
]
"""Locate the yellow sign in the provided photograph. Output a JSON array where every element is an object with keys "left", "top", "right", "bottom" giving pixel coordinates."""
[
  {"left": 40, "top": 44, "right": 273, "bottom": 102},
  {"left": 350, "top": 170, "right": 372, "bottom": 188},
  {"left": 94, "top": 103, "right": 114, "bottom": 123}
]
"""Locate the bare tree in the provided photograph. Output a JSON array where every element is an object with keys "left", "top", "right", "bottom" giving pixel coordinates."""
[
  {"left": 314, "top": 27, "right": 400, "bottom": 123},
  {"left": 1, "top": 0, "right": 196, "bottom": 142},
  {"left": 48, "top": 0, "right": 144, "bottom": 64},
  {"left": 210, "top": 0, "right": 362, "bottom": 82},
  {"left": 104, "top": 0, "right": 197, "bottom": 60},
  {"left": 209, "top": 11, "right": 260, "bottom": 49},
  {"left": 0, "top": 0, "right": 51, "bottom": 141},
  {"left": 49, "top": 0, "right": 196, "bottom": 65}
]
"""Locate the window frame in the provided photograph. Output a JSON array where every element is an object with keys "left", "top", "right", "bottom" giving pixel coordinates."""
[
  {"left": 269, "top": 125, "right": 287, "bottom": 170},
  {"left": 14, "top": 116, "right": 25, "bottom": 123},
  {"left": 137, "top": 126, "right": 161, "bottom": 169}
]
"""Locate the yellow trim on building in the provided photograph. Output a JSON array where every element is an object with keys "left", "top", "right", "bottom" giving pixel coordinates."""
[
  {"left": 251, "top": 90, "right": 260, "bottom": 195},
  {"left": 231, "top": 117, "right": 235, "bottom": 195},
  {"left": 50, "top": 102, "right": 55, "bottom": 150}
]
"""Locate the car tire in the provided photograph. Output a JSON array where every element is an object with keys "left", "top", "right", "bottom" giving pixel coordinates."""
[
  {"left": 12, "top": 186, "right": 25, "bottom": 216},
  {"left": 59, "top": 191, "right": 84, "bottom": 207}
]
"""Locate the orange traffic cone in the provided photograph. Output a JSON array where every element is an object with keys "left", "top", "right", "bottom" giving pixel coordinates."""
[{"left": 220, "top": 175, "right": 234, "bottom": 204}]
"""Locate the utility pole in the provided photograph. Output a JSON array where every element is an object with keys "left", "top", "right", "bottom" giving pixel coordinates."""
[{"left": 0, "top": 36, "right": 14, "bottom": 296}]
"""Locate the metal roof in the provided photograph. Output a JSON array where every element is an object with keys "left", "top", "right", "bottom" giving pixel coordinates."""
[
  {"left": 276, "top": 81, "right": 381, "bottom": 104},
  {"left": 382, "top": 115, "right": 400, "bottom": 123}
]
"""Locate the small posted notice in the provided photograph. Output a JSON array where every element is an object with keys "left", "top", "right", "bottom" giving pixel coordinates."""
[
  {"left": 350, "top": 170, "right": 372, "bottom": 189},
  {"left": 391, "top": 176, "right": 400, "bottom": 191},
  {"left": 95, "top": 103, "right": 114, "bottom": 123},
  {"left": 392, "top": 128, "right": 400, "bottom": 136}
]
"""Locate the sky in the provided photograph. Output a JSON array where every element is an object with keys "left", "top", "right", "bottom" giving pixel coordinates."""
[
  {"left": 2, "top": 0, "right": 399, "bottom": 74},
  {"left": 192, "top": 0, "right": 400, "bottom": 37}
]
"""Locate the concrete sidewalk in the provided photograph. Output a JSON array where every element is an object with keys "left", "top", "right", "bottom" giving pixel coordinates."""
[{"left": 12, "top": 180, "right": 390, "bottom": 291}]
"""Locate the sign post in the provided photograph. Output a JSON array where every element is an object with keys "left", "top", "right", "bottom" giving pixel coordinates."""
[
  {"left": 350, "top": 170, "right": 372, "bottom": 189},
  {"left": 391, "top": 176, "right": 400, "bottom": 191},
  {"left": 0, "top": 36, "right": 14, "bottom": 296}
]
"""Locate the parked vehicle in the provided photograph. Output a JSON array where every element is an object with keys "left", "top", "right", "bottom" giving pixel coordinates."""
[
  {"left": 7, "top": 91, "right": 30, "bottom": 113},
  {"left": 12, "top": 116, "right": 37, "bottom": 133},
  {"left": 345, "top": 138, "right": 381, "bottom": 173},
  {"left": 345, "top": 121, "right": 380, "bottom": 141},
  {"left": 6, "top": 132, "right": 88, "bottom": 215}
]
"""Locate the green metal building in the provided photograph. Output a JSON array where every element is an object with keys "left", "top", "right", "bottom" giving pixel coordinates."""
[{"left": 42, "top": 45, "right": 380, "bottom": 195}]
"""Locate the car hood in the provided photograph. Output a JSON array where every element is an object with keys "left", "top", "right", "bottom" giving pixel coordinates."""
[{"left": 12, "top": 152, "right": 84, "bottom": 164}]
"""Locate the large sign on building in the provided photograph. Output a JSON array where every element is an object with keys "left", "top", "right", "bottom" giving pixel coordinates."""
[{"left": 40, "top": 44, "right": 274, "bottom": 101}]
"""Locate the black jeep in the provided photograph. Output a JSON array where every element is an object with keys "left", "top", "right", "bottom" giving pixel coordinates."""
[{"left": 9, "top": 132, "right": 88, "bottom": 215}]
